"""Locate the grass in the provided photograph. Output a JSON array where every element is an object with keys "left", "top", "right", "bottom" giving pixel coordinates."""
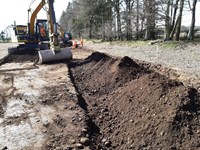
[
  {"left": 110, "top": 40, "right": 148, "bottom": 47},
  {"left": 86, "top": 39, "right": 148, "bottom": 47},
  {"left": 159, "top": 41, "right": 178, "bottom": 49}
]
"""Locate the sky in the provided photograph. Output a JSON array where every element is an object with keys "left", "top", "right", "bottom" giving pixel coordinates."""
[
  {"left": 0, "top": 0, "right": 71, "bottom": 32},
  {"left": 0, "top": 1, "right": 199, "bottom": 33}
]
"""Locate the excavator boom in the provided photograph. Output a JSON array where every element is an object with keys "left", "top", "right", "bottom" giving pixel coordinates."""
[{"left": 29, "top": 0, "right": 46, "bottom": 37}]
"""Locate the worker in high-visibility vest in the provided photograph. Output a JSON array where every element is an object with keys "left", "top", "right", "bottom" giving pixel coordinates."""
[{"left": 40, "top": 25, "right": 46, "bottom": 37}]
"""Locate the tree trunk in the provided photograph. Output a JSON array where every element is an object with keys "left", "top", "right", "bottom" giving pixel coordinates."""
[
  {"left": 89, "top": 16, "right": 93, "bottom": 39},
  {"left": 125, "top": 0, "right": 133, "bottom": 40},
  {"left": 187, "top": 0, "right": 197, "bottom": 41},
  {"left": 164, "top": 0, "right": 171, "bottom": 41},
  {"left": 114, "top": 0, "right": 122, "bottom": 40},
  {"left": 144, "top": 0, "right": 155, "bottom": 40},
  {"left": 102, "top": 17, "right": 106, "bottom": 41},
  {"left": 170, "top": 0, "right": 179, "bottom": 31},
  {"left": 175, "top": 0, "right": 184, "bottom": 41},
  {"left": 136, "top": 0, "right": 139, "bottom": 40},
  {"left": 108, "top": 0, "right": 113, "bottom": 41}
]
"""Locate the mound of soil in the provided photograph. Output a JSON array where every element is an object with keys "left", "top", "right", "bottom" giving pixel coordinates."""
[
  {"left": 70, "top": 52, "right": 200, "bottom": 149},
  {"left": 0, "top": 47, "right": 38, "bottom": 65}
]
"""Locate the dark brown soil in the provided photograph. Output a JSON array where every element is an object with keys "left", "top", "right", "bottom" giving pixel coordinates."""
[
  {"left": 0, "top": 95, "right": 6, "bottom": 118},
  {"left": 39, "top": 84, "right": 88, "bottom": 150},
  {"left": 0, "top": 47, "right": 38, "bottom": 65},
  {"left": 69, "top": 52, "right": 200, "bottom": 150}
]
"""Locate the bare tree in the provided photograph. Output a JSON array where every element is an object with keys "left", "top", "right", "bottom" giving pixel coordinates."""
[
  {"left": 113, "top": 0, "right": 123, "bottom": 40},
  {"left": 124, "top": 0, "right": 134, "bottom": 40},
  {"left": 174, "top": 0, "right": 184, "bottom": 41},
  {"left": 144, "top": 0, "right": 156, "bottom": 40},
  {"left": 164, "top": 0, "right": 171, "bottom": 40},
  {"left": 187, "top": 0, "right": 198, "bottom": 41}
]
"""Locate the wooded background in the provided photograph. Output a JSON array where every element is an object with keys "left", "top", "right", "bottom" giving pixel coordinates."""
[{"left": 60, "top": 0, "right": 199, "bottom": 41}]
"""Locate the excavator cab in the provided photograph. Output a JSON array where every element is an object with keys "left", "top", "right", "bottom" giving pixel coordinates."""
[
  {"left": 63, "top": 32, "right": 72, "bottom": 47},
  {"left": 36, "top": 19, "right": 49, "bottom": 42}
]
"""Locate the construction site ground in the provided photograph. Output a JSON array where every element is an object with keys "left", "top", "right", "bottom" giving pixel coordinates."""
[{"left": 0, "top": 42, "right": 200, "bottom": 150}]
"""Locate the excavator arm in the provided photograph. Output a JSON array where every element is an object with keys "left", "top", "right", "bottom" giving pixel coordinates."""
[
  {"left": 47, "top": 0, "right": 60, "bottom": 51},
  {"left": 29, "top": 0, "right": 46, "bottom": 37},
  {"left": 38, "top": 0, "right": 72, "bottom": 63}
]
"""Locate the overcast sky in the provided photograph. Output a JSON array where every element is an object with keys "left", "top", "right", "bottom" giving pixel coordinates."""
[{"left": 0, "top": 0, "right": 71, "bottom": 32}]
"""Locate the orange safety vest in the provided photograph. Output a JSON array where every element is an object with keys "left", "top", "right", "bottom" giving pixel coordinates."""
[{"left": 40, "top": 27, "right": 46, "bottom": 37}]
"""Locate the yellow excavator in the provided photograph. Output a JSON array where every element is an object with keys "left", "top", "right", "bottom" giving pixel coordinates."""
[{"left": 9, "top": 0, "right": 72, "bottom": 63}]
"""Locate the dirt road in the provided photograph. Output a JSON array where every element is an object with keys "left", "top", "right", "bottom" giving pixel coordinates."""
[
  {"left": 0, "top": 43, "right": 18, "bottom": 59},
  {"left": 0, "top": 45, "right": 91, "bottom": 149}
]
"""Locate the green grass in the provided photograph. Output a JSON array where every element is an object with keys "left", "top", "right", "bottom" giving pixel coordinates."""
[
  {"left": 110, "top": 40, "right": 148, "bottom": 47},
  {"left": 159, "top": 41, "right": 178, "bottom": 49},
  {"left": 86, "top": 39, "right": 149, "bottom": 47}
]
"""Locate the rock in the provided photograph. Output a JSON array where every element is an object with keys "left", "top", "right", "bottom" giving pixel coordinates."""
[
  {"left": 102, "top": 98, "right": 106, "bottom": 101},
  {"left": 160, "top": 131, "right": 164, "bottom": 136},
  {"left": 78, "top": 117, "right": 82, "bottom": 121},
  {"left": 42, "top": 129, "right": 47, "bottom": 133},
  {"left": 43, "top": 120, "right": 50, "bottom": 127},
  {"left": 71, "top": 139, "right": 76, "bottom": 144},
  {"left": 75, "top": 143, "right": 84, "bottom": 149},
  {"left": 80, "top": 137, "right": 90, "bottom": 146},
  {"left": 64, "top": 146, "right": 73, "bottom": 150},
  {"left": 86, "top": 134, "right": 89, "bottom": 138},
  {"left": 99, "top": 115, "right": 103, "bottom": 119},
  {"left": 82, "top": 128, "right": 88, "bottom": 134},
  {"left": 105, "top": 141, "right": 111, "bottom": 147},
  {"left": 2, "top": 146, "right": 8, "bottom": 150},
  {"left": 102, "top": 138, "right": 107, "bottom": 143},
  {"left": 197, "top": 129, "right": 200, "bottom": 134},
  {"left": 83, "top": 147, "right": 91, "bottom": 150}
]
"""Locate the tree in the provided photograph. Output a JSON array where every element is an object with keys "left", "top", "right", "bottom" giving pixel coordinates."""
[
  {"left": 113, "top": 0, "right": 123, "bottom": 40},
  {"left": 174, "top": 0, "right": 184, "bottom": 41},
  {"left": 144, "top": 0, "right": 156, "bottom": 40},
  {"left": 164, "top": 0, "right": 171, "bottom": 41},
  {"left": 124, "top": 0, "right": 135, "bottom": 40},
  {"left": 187, "top": 0, "right": 198, "bottom": 41}
]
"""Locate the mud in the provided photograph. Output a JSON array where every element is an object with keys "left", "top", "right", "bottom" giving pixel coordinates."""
[{"left": 69, "top": 52, "right": 200, "bottom": 150}]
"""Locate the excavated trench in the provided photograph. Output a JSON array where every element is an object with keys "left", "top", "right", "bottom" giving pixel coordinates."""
[{"left": 0, "top": 49, "right": 200, "bottom": 149}]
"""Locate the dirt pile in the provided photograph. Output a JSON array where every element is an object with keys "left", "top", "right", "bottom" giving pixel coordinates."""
[
  {"left": 0, "top": 47, "right": 38, "bottom": 65},
  {"left": 70, "top": 52, "right": 200, "bottom": 149}
]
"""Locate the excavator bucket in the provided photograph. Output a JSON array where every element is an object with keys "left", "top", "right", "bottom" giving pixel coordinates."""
[{"left": 38, "top": 48, "right": 72, "bottom": 64}]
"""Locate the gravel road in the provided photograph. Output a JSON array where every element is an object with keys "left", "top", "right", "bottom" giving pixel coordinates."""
[
  {"left": 0, "top": 43, "right": 19, "bottom": 59},
  {"left": 84, "top": 41, "right": 200, "bottom": 88}
]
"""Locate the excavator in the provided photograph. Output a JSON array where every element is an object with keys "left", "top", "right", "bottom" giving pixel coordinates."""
[{"left": 9, "top": 0, "right": 72, "bottom": 63}]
